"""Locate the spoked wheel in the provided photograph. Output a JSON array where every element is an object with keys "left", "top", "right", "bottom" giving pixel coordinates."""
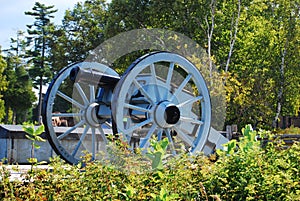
[
  {"left": 112, "top": 52, "right": 211, "bottom": 155},
  {"left": 42, "top": 62, "right": 119, "bottom": 164}
]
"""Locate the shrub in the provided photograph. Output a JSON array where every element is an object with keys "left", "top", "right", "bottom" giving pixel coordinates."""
[
  {"left": 204, "top": 125, "right": 300, "bottom": 200},
  {"left": 276, "top": 125, "right": 300, "bottom": 134},
  {"left": 0, "top": 125, "right": 299, "bottom": 200}
]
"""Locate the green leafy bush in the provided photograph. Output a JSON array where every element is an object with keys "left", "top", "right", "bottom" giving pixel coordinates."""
[
  {"left": 0, "top": 125, "right": 299, "bottom": 200},
  {"left": 206, "top": 125, "right": 300, "bottom": 200},
  {"left": 276, "top": 125, "right": 300, "bottom": 134}
]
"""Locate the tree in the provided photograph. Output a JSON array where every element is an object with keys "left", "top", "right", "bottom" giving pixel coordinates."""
[
  {"left": 45, "top": 0, "right": 109, "bottom": 117},
  {"left": 25, "top": 2, "right": 57, "bottom": 123},
  {"left": 0, "top": 48, "right": 8, "bottom": 121},
  {"left": 44, "top": 0, "right": 300, "bottom": 129},
  {"left": 268, "top": 0, "right": 300, "bottom": 128},
  {"left": 50, "top": 0, "right": 108, "bottom": 73},
  {"left": 3, "top": 31, "right": 36, "bottom": 124},
  {"left": 219, "top": 0, "right": 300, "bottom": 129}
]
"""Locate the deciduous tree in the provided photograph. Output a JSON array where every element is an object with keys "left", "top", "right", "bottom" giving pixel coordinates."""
[
  {"left": 0, "top": 48, "right": 8, "bottom": 121},
  {"left": 3, "top": 31, "right": 36, "bottom": 124}
]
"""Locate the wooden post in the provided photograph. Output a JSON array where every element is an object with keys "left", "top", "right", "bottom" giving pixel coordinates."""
[
  {"left": 226, "top": 125, "right": 232, "bottom": 140},
  {"left": 231, "top": 124, "right": 238, "bottom": 134}
]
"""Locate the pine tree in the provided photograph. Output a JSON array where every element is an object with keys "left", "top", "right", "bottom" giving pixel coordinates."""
[{"left": 25, "top": 2, "right": 57, "bottom": 123}]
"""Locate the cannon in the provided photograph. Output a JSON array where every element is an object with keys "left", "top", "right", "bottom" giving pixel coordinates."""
[{"left": 42, "top": 51, "right": 228, "bottom": 164}]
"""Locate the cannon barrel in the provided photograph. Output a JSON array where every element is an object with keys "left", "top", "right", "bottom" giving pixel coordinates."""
[{"left": 70, "top": 66, "right": 120, "bottom": 88}]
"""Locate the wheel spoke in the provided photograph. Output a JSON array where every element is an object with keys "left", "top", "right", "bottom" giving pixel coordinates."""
[
  {"left": 133, "top": 79, "right": 155, "bottom": 105},
  {"left": 89, "top": 85, "right": 95, "bottom": 102},
  {"left": 180, "top": 116, "right": 204, "bottom": 125},
  {"left": 150, "top": 63, "right": 160, "bottom": 101},
  {"left": 166, "top": 63, "right": 174, "bottom": 88},
  {"left": 173, "top": 126, "right": 195, "bottom": 148},
  {"left": 165, "top": 62, "right": 174, "bottom": 100},
  {"left": 177, "top": 96, "right": 203, "bottom": 108},
  {"left": 104, "top": 121, "right": 112, "bottom": 129},
  {"left": 140, "top": 124, "right": 157, "bottom": 148},
  {"left": 165, "top": 129, "right": 176, "bottom": 155},
  {"left": 170, "top": 74, "right": 192, "bottom": 102},
  {"left": 72, "top": 125, "right": 90, "bottom": 157},
  {"left": 157, "top": 129, "right": 163, "bottom": 141},
  {"left": 123, "top": 118, "right": 152, "bottom": 135},
  {"left": 57, "top": 90, "right": 84, "bottom": 109},
  {"left": 91, "top": 128, "right": 96, "bottom": 160},
  {"left": 75, "top": 83, "right": 89, "bottom": 105},
  {"left": 52, "top": 112, "right": 82, "bottom": 118},
  {"left": 57, "top": 120, "right": 85, "bottom": 140},
  {"left": 124, "top": 103, "right": 151, "bottom": 113},
  {"left": 98, "top": 127, "right": 108, "bottom": 144}
]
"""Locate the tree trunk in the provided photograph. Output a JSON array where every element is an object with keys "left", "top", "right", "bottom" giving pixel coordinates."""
[
  {"left": 12, "top": 108, "right": 16, "bottom": 125},
  {"left": 37, "top": 32, "right": 46, "bottom": 125},
  {"left": 4, "top": 105, "right": 9, "bottom": 124},
  {"left": 272, "top": 40, "right": 287, "bottom": 128},
  {"left": 225, "top": 0, "right": 241, "bottom": 73},
  {"left": 38, "top": 77, "right": 43, "bottom": 125},
  {"left": 206, "top": 0, "right": 216, "bottom": 86}
]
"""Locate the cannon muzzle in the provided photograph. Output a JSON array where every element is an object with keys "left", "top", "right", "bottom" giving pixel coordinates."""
[{"left": 70, "top": 66, "right": 120, "bottom": 88}]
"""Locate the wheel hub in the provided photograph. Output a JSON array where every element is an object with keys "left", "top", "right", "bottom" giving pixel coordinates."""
[
  {"left": 85, "top": 102, "right": 100, "bottom": 127},
  {"left": 165, "top": 105, "right": 180, "bottom": 124},
  {"left": 154, "top": 101, "right": 180, "bottom": 128}
]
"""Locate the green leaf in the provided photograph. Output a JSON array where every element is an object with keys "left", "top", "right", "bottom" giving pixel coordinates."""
[
  {"left": 23, "top": 125, "right": 34, "bottom": 135},
  {"left": 35, "top": 136, "right": 46, "bottom": 142},
  {"left": 125, "top": 184, "right": 135, "bottom": 197},
  {"left": 160, "top": 138, "right": 169, "bottom": 151},
  {"left": 152, "top": 152, "right": 163, "bottom": 170},
  {"left": 226, "top": 140, "right": 237, "bottom": 155},
  {"left": 25, "top": 134, "right": 35, "bottom": 141},
  {"left": 27, "top": 157, "right": 37, "bottom": 164},
  {"left": 35, "top": 124, "right": 45, "bottom": 135},
  {"left": 37, "top": 161, "right": 47, "bottom": 165},
  {"left": 242, "top": 124, "right": 253, "bottom": 137},
  {"left": 146, "top": 153, "right": 155, "bottom": 160},
  {"left": 33, "top": 143, "right": 41, "bottom": 149}
]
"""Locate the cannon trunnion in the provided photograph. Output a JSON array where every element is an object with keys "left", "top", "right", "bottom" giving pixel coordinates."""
[{"left": 42, "top": 51, "right": 227, "bottom": 164}]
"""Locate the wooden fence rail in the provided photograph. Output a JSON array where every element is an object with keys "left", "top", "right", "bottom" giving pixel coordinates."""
[{"left": 258, "top": 134, "right": 300, "bottom": 148}]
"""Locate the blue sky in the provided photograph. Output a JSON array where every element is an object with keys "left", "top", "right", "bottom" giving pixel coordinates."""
[{"left": 0, "top": 0, "right": 84, "bottom": 50}]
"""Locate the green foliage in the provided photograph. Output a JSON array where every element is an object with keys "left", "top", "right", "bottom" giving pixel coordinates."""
[
  {"left": 223, "top": 0, "right": 300, "bottom": 128},
  {"left": 0, "top": 48, "right": 8, "bottom": 121},
  {"left": 2, "top": 0, "right": 300, "bottom": 128},
  {"left": 276, "top": 126, "right": 300, "bottom": 134},
  {"left": 209, "top": 125, "right": 300, "bottom": 200},
  {"left": 25, "top": 2, "right": 57, "bottom": 85},
  {"left": 23, "top": 123, "right": 45, "bottom": 147},
  {"left": 221, "top": 124, "right": 259, "bottom": 155},
  {"left": 104, "top": 0, "right": 300, "bottom": 129},
  {"left": 3, "top": 34, "right": 36, "bottom": 124},
  {"left": 146, "top": 137, "right": 169, "bottom": 170},
  {"left": 22, "top": 123, "right": 46, "bottom": 165},
  {"left": 150, "top": 188, "right": 179, "bottom": 201},
  {"left": 1, "top": 126, "right": 299, "bottom": 200},
  {"left": 25, "top": 2, "right": 57, "bottom": 122},
  {"left": 50, "top": 0, "right": 108, "bottom": 71},
  {"left": 240, "top": 124, "right": 260, "bottom": 152}
]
